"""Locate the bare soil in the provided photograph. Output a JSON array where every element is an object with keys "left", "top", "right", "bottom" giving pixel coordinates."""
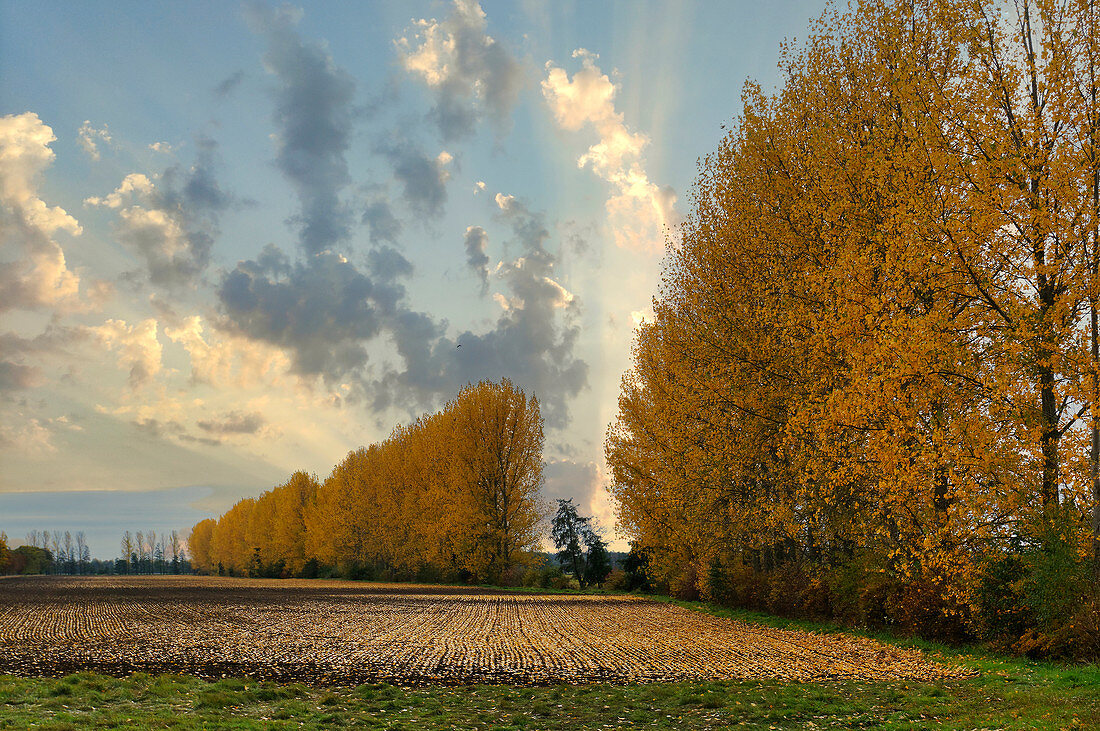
[{"left": 0, "top": 575, "right": 970, "bottom": 685}]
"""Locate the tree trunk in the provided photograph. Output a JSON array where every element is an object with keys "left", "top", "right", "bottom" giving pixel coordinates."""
[{"left": 1092, "top": 297, "right": 1099, "bottom": 575}]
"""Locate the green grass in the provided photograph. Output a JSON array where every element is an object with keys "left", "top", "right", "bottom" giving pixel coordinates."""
[{"left": 2, "top": 656, "right": 1098, "bottom": 730}]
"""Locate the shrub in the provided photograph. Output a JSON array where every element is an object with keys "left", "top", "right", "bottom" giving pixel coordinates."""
[
  {"left": 670, "top": 564, "right": 700, "bottom": 601},
  {"left": 604, "top": 568, "right": 629, "bottom": 591}
]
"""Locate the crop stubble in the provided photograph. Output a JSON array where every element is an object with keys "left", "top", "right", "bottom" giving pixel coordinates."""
[{"left": 0, "top": 576, "right": 969, "bottom": 685}]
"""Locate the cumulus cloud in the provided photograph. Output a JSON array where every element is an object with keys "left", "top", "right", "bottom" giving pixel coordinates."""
[
  {"left": 86, "top": 138, "right": 230, "bottom": 288},
  {"left": 164, "top": 314, "right": 291, "bottom": 389},
  {"left": 396, "top": 0, "right": 524, "bottom": 140},
  {"left": 542, "top": 51, "right": 678, "bottom": 250},
  {"left": 77, "top": 120, "right": 112, "bottom": 160},
  {"left": 463, "top": 225, "right": 489, "bottom": 291},
  {"left": 0, "top": 112, "right": 91, "bottom": 314},
  {"left": 90, "top": 318, "right": 163, "bottom": 388},
  {"left": 245, "top": 3, "right": 355, "bottom": 256}
]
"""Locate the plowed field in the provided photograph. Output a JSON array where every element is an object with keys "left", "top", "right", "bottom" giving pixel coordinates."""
[{"left": 0, "top": 576, "right": 969, "bottom": 685}]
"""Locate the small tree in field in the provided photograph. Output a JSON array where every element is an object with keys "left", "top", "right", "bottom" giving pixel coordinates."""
[
  {"left": 583, "top": 531, "right": 611, "bottom": 588},
  {"left": 551, "top": 499, "right": 610, "bottom": 588}
]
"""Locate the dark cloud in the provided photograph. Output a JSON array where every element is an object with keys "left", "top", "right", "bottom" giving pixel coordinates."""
[
  {"left": 494, "top": 194, "right": 549, "bottom": 251},
  {"left": 378, "top": 139, "right": 452, "bottom": 218},
  {"left": 0, "top": 360, "right": 44, "bottom": 391},
  {"left": 132, "top": 418, "right": 184, "bottom": 439},
  {"left": 254, "top": 242, "right": 291, "bottom": 279},
  {"left": 166, "top": 137, "right": 232, "bottom": 213},
  {"left": 218, "top": 251, "right": 384, "bottom": 380},
  {"left": 362, "top": 198, "right": 402, "bottom": 244},
  {"left": 367, "top": 245, "right": 414, "bottom": 314},
  {"left": 178, "top": 433, "right": 223, "bottom": 447},
  {"left": 214, "top": 70, "right": 245, "bottom": 98},
  {"left": 0, "top": 327, "right": 87, "bottom": 393},
  {"left": 178, "top": 433, "right": 223, "bottom": 444},
  {"left": 463, "top": 225, "right": 490, "bottom": 292},
  {"left": 245, "top": 2, "right": 355, "bottom": 256},
  {"left": 197, "top": 410, "right": 265, "bottom": 435},
  {"left": 0, "top": 326, "right": 86, "bottom": 354},
  {"left": 375, "top": 196, "right": 588, "bottom": 428},
  {"left": 399, "top": 0, "right": 525, "bottom": 141},
  {"left": 215, "top": 6, "right": 584, "bottom": 428}
]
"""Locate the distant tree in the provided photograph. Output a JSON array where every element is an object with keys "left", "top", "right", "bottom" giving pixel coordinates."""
[
  {"left": 193, "top": 378, "right": 548, "bottom": 585},
  {"left": 189, "top": 520, "right": 216, "bottom": 574},
  {"left": 450, "top": 379, "right": 545, "bottom": 583},
  {"left": 75, "top": 532, "right": 88, "bottom": 575},
  {"left": 49, "top": 532, "right": 61, "bottom": 574},
  {"left": 154, "top": 536, "right": 166, "bottom": 574},
  {"left": 62, "top": 532, "right": 74, "bottom": 574},
  {"left": 120, "top": 531, "right": 134, "bottom": 575},
  {"left": 0, "top": 532, "right": 10, "bottom": 574},
  {"left": 168, "top": 530, "right": 182, "bottom": 573},
  {"left": 14, "top": 545, "right": 52, "bottom": 575}
]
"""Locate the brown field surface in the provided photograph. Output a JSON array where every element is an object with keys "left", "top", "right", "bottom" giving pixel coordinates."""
[{"left": 0, "top": 576, "right": 969, "bottom": 685}]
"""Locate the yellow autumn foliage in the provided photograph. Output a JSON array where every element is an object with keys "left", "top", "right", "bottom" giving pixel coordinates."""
[
  {"left": 190, "top": 379, "right": 546, "bottom": 583},
  {"left": 607, "top": 0, "right": 1100, "bottom": 641}
]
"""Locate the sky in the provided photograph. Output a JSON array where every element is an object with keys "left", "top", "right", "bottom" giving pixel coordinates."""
[{"left": 1, "top": 0, "right": 828, "bottom": 558}]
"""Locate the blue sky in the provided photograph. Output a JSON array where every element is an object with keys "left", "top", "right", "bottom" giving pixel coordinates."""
[{"left": 1, "top": 0, "right": 827, "bottom": 558}]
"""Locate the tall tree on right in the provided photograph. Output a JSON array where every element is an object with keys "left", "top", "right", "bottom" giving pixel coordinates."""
[{"left": 607, "top": 0, "right": 1100, "bottom": 634}]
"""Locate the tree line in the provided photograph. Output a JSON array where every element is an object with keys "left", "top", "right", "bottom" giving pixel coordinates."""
[
  {"left": 188, "top": 379, "right": 546, "bottom": 585},
  {"left": 0, "top": 529, "right": 191, "bottom": 575},
  {"left": 607, "top": 0, "right": 1100, "bottom": 659}
]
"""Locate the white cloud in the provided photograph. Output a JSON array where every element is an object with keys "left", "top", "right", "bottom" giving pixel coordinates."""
[
  {"left": 90, "top": 318, "right": 163, "bottom": 388},
  {"left": 86, "top": 171, "right": 214, "bottom": 288},
  {"left": 0, "top": 113, "right": 83, "bottom": 237},
  {"left": 542, "top": 275, "right": 575, "bottom": 308},
  {"left": 492, "top": 291, "right": 521, "bottom": 311},
  {"left": 77, "top": 120, "right": 112, "bottom": 160},
  {"left": 541, "top": 52, "right": 678, "bottom": 251},
  {"left": 84, "top": 173, "right": 155, "bottom": 209},
  {"left": 164, "top": 315, "right": 292, "bottom": 389},
  {"left": 0, "top": 112, "right": 91, "bottom": 313},
  {"left": 396, "top": 0, "right": 524, "bottom": 140}
]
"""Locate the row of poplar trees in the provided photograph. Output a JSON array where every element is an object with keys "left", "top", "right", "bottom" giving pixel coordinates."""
[
  {"left": 189, "top": 380, "right": 545, "bottom": 584},
  {"left": 607, "top": 0, "right": 1100, "bottom": 655}
]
